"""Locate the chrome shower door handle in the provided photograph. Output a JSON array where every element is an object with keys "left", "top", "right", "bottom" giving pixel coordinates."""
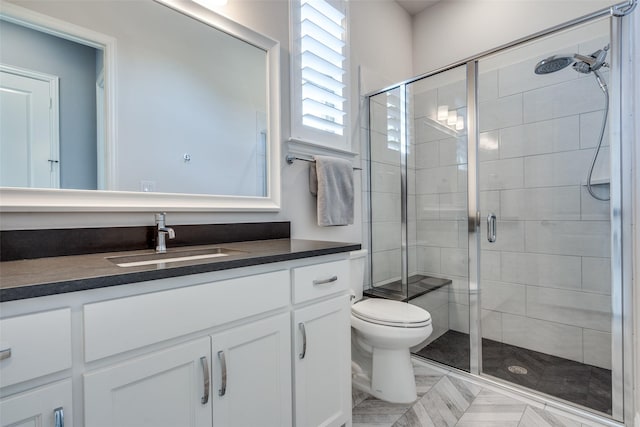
[
  {"left": 200, "top": 356, "right": 210, "bottom": 404},
  {"left": 487, "top": 213, "right": 497, "bottom": 243},
  {"left": 54, "top": 407, "right": 64, "bottom": 427},
  {"left": 217, "top": 351, "right": 227, "bottom": 397},
  {"left": 298, "top": 323, "right": 307, "bottom": 359}
]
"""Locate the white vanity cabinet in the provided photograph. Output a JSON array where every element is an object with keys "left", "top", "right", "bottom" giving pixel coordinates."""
[
  {"left": 211, "top": 313, "right": 291, "bottom": 427},
  {"left": 0, "top": 309, "right": 73, "bottom": 427},
  {"left": 0, "top": 380, "right": 72, "bottom": 427},
  {"left": 292, "top": 260, "right": 352, "bottom": 427},
  {"left": 84, "top": 337, "right": 212, "bottom": 427}
]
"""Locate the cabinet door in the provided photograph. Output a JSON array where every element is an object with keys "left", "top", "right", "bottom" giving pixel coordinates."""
[
  {"left": 211, "top": 313, "right": 291, "bottom": 427},
  {"left": 0, "top": 379, "right": 72, "bottom": 427},
  {"left": 84, "top": 337, "right": 212, "bottom": 427},
  {"left": 294, "top": 295, "right": 351, "bottom": 427}
]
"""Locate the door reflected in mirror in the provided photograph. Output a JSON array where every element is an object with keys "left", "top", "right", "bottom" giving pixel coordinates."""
[{"left": 0, "top": 0, "right": 269, "bottom": 197}]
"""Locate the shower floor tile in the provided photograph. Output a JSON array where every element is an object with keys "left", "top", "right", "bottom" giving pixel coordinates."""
[{"left": 413, "top": 330, "right": 612, "bottom": 415}]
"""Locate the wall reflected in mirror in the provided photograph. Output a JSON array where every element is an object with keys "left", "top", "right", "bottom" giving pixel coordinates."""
[{"left": 0, "top": 0, "right": 268, "bottom": 197}]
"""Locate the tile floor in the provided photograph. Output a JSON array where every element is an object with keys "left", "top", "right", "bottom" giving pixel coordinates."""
[
  {"left": 351, "top": 360, "right": 613, "bottom": 427},
  {"left": 415, "top": 330, "right": 612, "bottom": 414}
]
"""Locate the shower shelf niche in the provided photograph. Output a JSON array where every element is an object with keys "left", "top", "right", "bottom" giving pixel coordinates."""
[{"left": 364, "top": 275, "right": 452, "bottom": 302}]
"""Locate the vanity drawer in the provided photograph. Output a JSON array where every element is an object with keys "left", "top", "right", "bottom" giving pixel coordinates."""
[
  {"left": 84, "top": 270, "right": 289, "bottom": 362},
  {"left": 293, "top": 260, "right": 349, "bottom": 304},
  {"left": 0, "top": 308, "right": 72, "bottom": 387}
]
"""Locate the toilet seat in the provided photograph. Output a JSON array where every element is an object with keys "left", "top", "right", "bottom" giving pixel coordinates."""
[{"left": 352, "top": 299, "right": 431, "bottom": 328}]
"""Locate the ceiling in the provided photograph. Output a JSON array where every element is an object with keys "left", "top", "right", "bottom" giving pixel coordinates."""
[{"left": 395, "top": 0, "right": 440, "bottom": 16}]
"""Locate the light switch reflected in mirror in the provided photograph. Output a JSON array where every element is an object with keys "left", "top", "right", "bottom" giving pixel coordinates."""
[{"left": 0, "top": 0, "right": 272, "bottom": 201}]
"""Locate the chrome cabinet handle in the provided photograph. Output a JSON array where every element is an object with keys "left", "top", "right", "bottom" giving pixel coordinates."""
[
  {"left": 299, "top": 323, "right": 307, "bottom": 359},
  {"left": 487, "top": 213, "right": 497, "bottom": 243},
  {"left": 0, "top": 348, "right": 11, "bottom": 361},
  {"left": 200, "top": 356, "right": 210, "bottom": 404},
  {"left": 217, "top": 351, "right": 227, "bottom": 397},
  {"left": 54, "top": 407, "right": 64, "bottom": 427},
  {"left": 313, "top": 275, "right": 338, "bottom": 285}
]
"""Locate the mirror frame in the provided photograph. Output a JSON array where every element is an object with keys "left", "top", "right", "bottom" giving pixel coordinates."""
[{"left": 0, "top": 0, "right": 281, "bottom": 212}]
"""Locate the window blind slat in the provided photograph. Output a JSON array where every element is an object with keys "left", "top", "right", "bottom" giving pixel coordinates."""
[
  {"left": 303, "top": 114, "right": 344, "bottom": 135},
  {"left": 301, "top": 19, "right": 345, "bottom": 52},
  {"left": 302, "top": 82, "right": 345, "bottom": 107},
  {"left": 303, "top": 98, "right": 345, "bottom": 121},
  {"left": 301, "top": 35, "right": 344, "bottom": 68},
  {"left": 301, "top": 51, "right": 344, "bottom": 81},
  {"left": 302, "top": 67, "right": 345, "bottom": 94},
  {"left": 301, "top": 3, "right": 343, "bottom": 39},
  {"left": 302, "top": 0, "right": 345, "bottom": 24}
]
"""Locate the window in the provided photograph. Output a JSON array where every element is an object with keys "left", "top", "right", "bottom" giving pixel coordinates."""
[{"left": 291, "top": 0, "right": 349, "bottom": 149}]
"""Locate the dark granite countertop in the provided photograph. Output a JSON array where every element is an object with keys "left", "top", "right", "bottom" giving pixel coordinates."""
[{"left": 0, "top": 239, "right": 360, "bottom": 302}]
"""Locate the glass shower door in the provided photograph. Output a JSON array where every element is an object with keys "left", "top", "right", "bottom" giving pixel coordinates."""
[{"left": 476, "top": 17, "right": 615, "bottom": 416}]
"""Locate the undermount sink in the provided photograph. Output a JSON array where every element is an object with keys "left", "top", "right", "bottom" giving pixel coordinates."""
[{"left": 107, "top": 247, "right": 247, "bottom": 268}]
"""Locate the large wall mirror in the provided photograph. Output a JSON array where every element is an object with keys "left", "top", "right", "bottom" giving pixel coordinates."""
[{"left": 0, "top": 0, "right": 281, "bottom": 211}]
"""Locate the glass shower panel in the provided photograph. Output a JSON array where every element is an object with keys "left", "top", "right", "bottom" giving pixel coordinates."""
[
  {"left": 406, "top": 65, "right": 470, "bottom": 372},
  {"left": 477, "top": 18, "right": 613, "bottom": 415},
  {"left": 366, "top": 88, "right": 407, "bottom": 301}
]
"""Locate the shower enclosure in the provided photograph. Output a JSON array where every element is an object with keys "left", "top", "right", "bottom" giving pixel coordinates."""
[{"left": 365, "top": 7, "right": 633, "bottom": 423}]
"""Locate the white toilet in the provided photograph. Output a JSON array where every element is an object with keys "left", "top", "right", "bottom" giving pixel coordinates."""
[{"left": 349, "top": 250, "right": 432, "bottom": 404}]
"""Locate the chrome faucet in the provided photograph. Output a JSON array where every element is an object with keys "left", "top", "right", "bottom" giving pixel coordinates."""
[{"left": 155, "top": 212, "right": 175, "bottom": 253}]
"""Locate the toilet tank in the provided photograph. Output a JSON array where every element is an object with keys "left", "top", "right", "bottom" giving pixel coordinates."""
[{"left": 349, "top": 249, "right": 368, "bottom": 302}]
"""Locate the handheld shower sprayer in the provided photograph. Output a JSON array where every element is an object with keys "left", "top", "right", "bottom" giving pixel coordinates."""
[{"left": 533, "top": 44, "right": 611, "bottom": 201}]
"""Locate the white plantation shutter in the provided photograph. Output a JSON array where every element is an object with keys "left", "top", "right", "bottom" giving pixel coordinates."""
[{"left": 291, "top": 0, "right": 349, "bottom": 148}]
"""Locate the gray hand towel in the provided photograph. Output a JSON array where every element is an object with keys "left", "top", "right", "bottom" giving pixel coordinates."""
[{"left": 309, "top": 155, "right": 354, "bottom": 226}]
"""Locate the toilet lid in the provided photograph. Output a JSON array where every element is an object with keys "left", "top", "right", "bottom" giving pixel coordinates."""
[{"left": 352, "top": 299, "right": 431, "bottom": 328}]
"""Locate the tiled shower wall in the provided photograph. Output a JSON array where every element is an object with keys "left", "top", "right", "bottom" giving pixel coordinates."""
[
  {"left": 411, "top": 33, "right": 612, "bottom": 370},
  {"left": 366, "top": 25, "right": 613, "bottom": 370}
]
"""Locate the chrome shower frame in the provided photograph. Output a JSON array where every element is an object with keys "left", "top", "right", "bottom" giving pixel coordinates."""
[{"left": 365, "top": 0, "right": 636, "bottom": 424}]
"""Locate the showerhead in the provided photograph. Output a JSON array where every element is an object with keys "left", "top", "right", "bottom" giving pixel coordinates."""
[
  {"left": 534, "top": 45, "right": 610, "bottom": 75},
  {"left": 534, "top": 55, "right": 574, "bottom": 74}
]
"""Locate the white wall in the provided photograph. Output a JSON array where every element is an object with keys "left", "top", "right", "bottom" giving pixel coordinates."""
[
  {"left": 412, "top": 0, "right": 619, "bottom": 75},
  {"left": 0, "top": 0, "right": 412, "bottom": 248}
]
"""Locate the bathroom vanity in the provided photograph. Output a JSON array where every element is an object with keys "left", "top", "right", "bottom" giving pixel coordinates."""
[{"left": 0, "top": 228, "right": 359, "bottom": 427}]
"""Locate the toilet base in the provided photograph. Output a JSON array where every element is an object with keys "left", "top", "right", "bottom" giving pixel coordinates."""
[{"left": 352, "top": 346, "right": 418, "bottom": 404}]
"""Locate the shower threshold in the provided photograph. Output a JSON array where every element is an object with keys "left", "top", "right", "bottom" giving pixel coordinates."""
[{"left": 364, "top": 274, "right": 451, "bottom": 302}]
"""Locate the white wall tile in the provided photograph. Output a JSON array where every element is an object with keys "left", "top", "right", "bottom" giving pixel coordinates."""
[
  {"left": 479, "top": 158, "right": 524, "bottom": 191},
  {"left": 479, "top": 93, "right": 523, "bottom": 132},
  {"left": 501, "top": 187, "right": 581, "bottom": 221},
  {"left": 526, "top": 286, "right": 612, "bottom": 332},
  {"left": 579, "top": 110, "right": 609, "bottom": 149},
  {"left": 524, "top": 149, "right": 592, "bottom": 188},
  {"left": 417, "top": 219, "right": 459, "bottom": 248},
  {"left": 416, "top": 194, "right": 439, "bottom": 220},
  {"left": 525, "top": 220, "right": 610, "bottom": 257},
  {"left": 370, "top": 161, "right": 401, "bottom": 194},
  {"left": 481, "top": 280, "right": 526, "bottom": 316},
  {"left": 500, "top": 252, "right": 581, "bottom": 290},
  {"left": 523, "top": 75, "right": 606, "bottom": 123},
  {"left": 481, "top": 250, "right": 501, "bottom": 281},
  {"left": 439, "top": 137, "right": 467, "bottom": 166},
  {"left": 449, "top": 302, "right": 470, "bottom": 334},
  {"left": 411, "top": 87, "right": 437, "bottom": 119},
  {"left": 500, "top": 116, "right": 580, "bottom": 159},
  {"left": 478, "top": 69, "right": 498, "bottom": 103},
  {"left": 371, "top": 222, "right": 402, "bottom": 251},
  {"left": 439, "top": 192, "right": 467, "bottom": 220},
  {"left": 417, "top": 245, "right": 441, "bottom": 275},
  {"left": 481, "top": 309, "right": 502, "bottom": 341},
  {"left": 581, "top": 257, "right": 611, "bottom": 295},
  {"left": 480, "top": 190, "right": 500, "bottom": 217},
  {"left": 415, "top": 117, "right": 456, "bottom": 143},
  {"left": 370, "top": 95, "right": 388, "bottom": 134},
  {"left": 479, "top": 130, "right": 500, "bottom": 161},
  {"left": 412, "top": 287, "right": 450, "bottom": 313},
  {"left": 581, "top": 186, "right": 610, "bottom": 221},
  {"left": 437, "top": 79, "right": 466, "bottom": 111},
  {"left": 370, "top": 131, "right": 402, "bottom": 166},
  {"left": 371, "top": 192, "right": 401, "bottom": 222},
  {"left": 416, "top": 166, "right": 459, "bottom": 194},
  {"left": 372, "top": 248, "right": 401, "bottom": 285},
  {"left": 441, "top": 247, "right": 468, "bottom": 277},
  {"left": 480, "top": 220, "right": 525, "bottom": 253},
  {"left": 419, "top": 303, "right": 449, "bottom": 346},
  {"left": 502, "top": 313, "right": 583, "bottom": 363},
  {"left": 415, "top": 141, "right": 440, "bottom": 169},
  {"left": 583, "top": 329, "right": 611, "bottom": 370},
  {"left": 449, "top": 277, "right": 470, "bottom": 307}
]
